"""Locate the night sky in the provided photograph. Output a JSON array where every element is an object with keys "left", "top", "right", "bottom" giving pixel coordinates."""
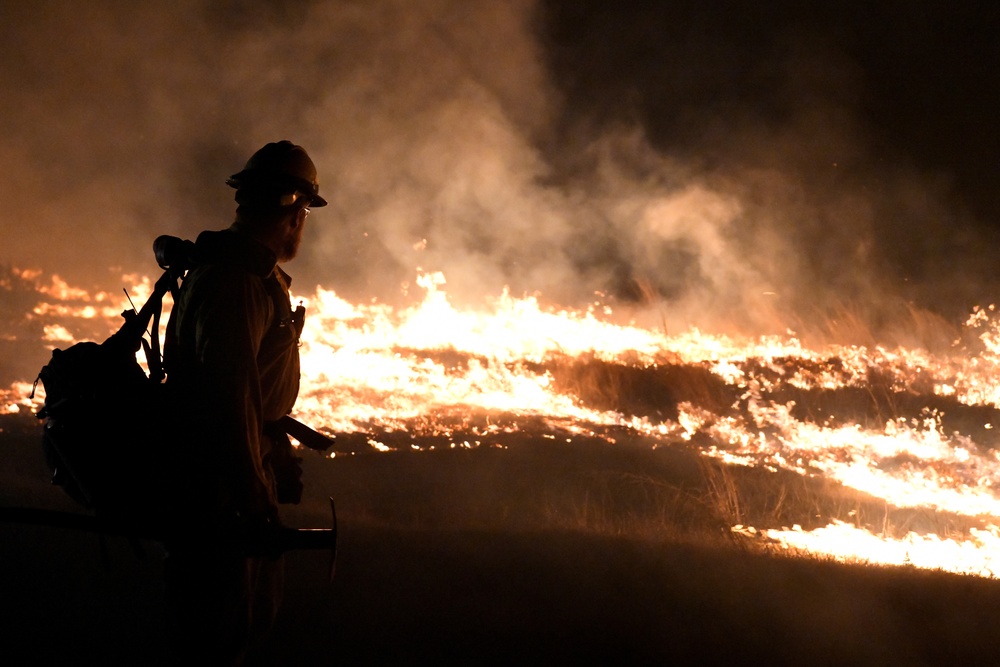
[
  {"left": 2, "top": 1, "right": 999, "bottom": 333},
  {"left": 541, "top": 1, "right": 1000, "bottom": 322},
  {"left": 546, "top": 1, "right": 1000, "bottom": 220}
]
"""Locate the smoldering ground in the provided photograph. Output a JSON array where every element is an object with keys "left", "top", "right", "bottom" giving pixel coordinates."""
[{"left": 2, "top": 1, "right": 999, "bottom": 341}]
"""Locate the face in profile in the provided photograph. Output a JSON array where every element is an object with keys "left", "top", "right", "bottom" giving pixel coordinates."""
[{"left": 279, "top": 205, "right": 309, "bottom": 262}]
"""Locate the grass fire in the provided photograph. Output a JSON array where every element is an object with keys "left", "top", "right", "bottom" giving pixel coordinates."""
[
  {"left": 6, "top": 265, "right": 1000, "bottom": 571},
  {"left": 5, "top": 2, "right": 1000, "bottom": 664},
  {"left": 5, "top": 265, "right": 1000, "bottom": 663}
]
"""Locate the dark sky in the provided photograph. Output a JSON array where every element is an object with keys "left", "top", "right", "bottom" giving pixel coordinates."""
[
  {"left": 542, "top": 1, "right": 1000, "bottom": 315},
  {"left": 545, "top": 1, "right": 1000, "bottom": 223},
  {"left": 2, "top": 1, "right": 999, "bottom": 334}
]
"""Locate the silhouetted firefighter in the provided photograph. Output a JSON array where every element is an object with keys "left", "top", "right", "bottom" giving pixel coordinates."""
[
  {"left": 23, "top": 140, "right": 336, "bottom": 665},
  {"left": 159, "top": 140, "right": 330, "bottom": 664}
]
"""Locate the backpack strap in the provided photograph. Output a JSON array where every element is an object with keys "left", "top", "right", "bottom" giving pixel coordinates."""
[
  {"left": 102, "top": 269, "right": 173, "bottom": 381},
  {"left": 102, "top": 236, "right": 196, "bottom": 383},
  {"left": 146, "top": 270, "right": 175, "bottom": 383},
  {"left": 144, "top": 235, "right": 197, "bottom": 381}
]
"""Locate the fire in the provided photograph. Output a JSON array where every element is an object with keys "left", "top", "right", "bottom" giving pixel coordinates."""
[
  {"left": 293, "top": 272, "right": 662, "bottom": 434},
  {"left": 6, "top": 267, "right": 1000, "bottom": 578}
]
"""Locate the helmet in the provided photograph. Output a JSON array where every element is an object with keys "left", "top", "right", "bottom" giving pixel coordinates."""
[{"left": 226, "top": 140, "right": 328, "bottom": 207}]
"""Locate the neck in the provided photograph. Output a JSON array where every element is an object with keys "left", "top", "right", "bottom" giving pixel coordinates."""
[{"left": 231, "top": 220, "right": 287, "bottom": 263}]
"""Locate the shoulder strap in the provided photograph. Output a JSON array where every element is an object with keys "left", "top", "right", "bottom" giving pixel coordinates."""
[
  {"left": 102, "top": 269, "right": 174, "bottom": 382},
  {"left": 147, "top": 235, "right": 198, "bottom": 381}
]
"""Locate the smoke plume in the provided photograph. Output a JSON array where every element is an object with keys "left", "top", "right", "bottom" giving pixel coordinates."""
[{"left": 1, "top": 0, "right": 996, "bottom": 341}]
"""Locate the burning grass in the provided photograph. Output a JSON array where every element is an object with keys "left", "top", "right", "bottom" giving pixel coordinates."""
[
  {"left": 306, "top": 428, "right": 987, "bottom": 554},
  {"left": 298, "top": 341, "right": 1000, "bottom": 577},
  {"left": 7, "top": 269, "right": 1000, "bottom": 578}
]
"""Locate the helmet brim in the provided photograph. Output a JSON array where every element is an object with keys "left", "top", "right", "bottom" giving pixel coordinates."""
[{"left": 227, "top": 171, "right": 328, "bottom": 208}]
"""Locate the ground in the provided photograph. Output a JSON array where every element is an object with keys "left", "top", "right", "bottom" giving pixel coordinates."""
[{"left": 3, "top": 412, "right": 1000, "bottom": 666}]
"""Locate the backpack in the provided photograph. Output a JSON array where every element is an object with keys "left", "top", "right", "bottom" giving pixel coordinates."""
[{"left": 32, "top": 237, "right": 194, "bottom": 521}]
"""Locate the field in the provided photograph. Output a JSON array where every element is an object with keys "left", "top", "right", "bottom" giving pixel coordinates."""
[{"left": 4, "top": 411, "right": 1000, "bottom": 666}]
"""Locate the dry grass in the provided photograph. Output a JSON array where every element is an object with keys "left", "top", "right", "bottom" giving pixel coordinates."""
[
  {"left": 6, "top": 411, "right": 1000, "bottom": 666},
  {"left": 302, "top": 429, "right": 971, "bottom": 561}
]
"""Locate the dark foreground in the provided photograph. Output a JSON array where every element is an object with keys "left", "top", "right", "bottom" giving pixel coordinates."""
[{"left": 3, "top": 413, "right": 1000, "bottom": 666}]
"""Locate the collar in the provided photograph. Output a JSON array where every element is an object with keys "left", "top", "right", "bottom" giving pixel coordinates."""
[{"left": 274, "top": 265, "right": 293, "bottom": 290}]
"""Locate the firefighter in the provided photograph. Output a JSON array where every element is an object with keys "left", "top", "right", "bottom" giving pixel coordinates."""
[{"left": 161, "top": 140, "right": 327, "bottom": 664}]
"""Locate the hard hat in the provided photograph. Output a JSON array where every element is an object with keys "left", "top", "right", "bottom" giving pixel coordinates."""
[{"left": 227, "top": 140, "right": 328, "bottom": 207}]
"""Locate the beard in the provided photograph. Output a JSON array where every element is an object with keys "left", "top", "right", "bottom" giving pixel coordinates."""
[{"left": 278, "top": 222, "right": 305, "bottom": 263}]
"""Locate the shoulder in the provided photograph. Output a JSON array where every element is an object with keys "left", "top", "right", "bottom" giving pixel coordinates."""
[
  {"left": 181, "top": 229, "right": 277, "bottom": 299},
  {"left": 182, "top": 265, "right": 272, "bottom": 319},
  {"left": 193, "top": 229, "right": 276, "bottom": 277}
]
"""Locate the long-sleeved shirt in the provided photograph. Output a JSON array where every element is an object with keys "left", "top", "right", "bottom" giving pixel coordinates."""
[{"left": 164, "top": 227, "right": 300, "bottom": 520}]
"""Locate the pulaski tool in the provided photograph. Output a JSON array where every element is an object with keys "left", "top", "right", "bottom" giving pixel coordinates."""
[{"left": 0, "top": 498, "right": 339, "bottom": 580}]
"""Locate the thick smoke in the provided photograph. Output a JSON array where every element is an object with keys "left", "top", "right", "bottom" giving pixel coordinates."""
[{"left": 0, "top": 1, "right": 995, "bottom": 341}]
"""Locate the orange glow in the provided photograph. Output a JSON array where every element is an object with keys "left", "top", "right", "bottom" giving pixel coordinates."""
[{"left": 8, "top": 270, "right": 1000, "bottom": 577}]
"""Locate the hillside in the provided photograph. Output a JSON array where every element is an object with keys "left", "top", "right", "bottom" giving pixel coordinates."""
[{"left": 3, "top": 412, "right": 1000, "bottom": 666}]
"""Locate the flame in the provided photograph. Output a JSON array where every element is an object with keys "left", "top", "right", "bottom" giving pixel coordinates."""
[
  {"left": 755, "top": 521, "right": 1000, "bottom": 578},
  {"left": 293, "top": 272, "right": 661, "bottom": 434},
  {"left": 8, "top": 268, "right": 1000, "bottom": 577},
  {"left": 2, "top": 381, "right": 37, "bottom": 415}
]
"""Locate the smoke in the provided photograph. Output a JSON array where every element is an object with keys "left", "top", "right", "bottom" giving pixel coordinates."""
[{"left": 0, "top": 0, "right": 995, "bottom": 339}]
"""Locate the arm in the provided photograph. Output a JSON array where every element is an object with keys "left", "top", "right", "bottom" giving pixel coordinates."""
[{"left": 189, "top": 267, "right": 277, "bottom": 520}]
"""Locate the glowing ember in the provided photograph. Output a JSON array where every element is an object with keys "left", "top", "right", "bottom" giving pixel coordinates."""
[{"left": 7, "top": 268, "right": 1000, "bottom": 578}]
